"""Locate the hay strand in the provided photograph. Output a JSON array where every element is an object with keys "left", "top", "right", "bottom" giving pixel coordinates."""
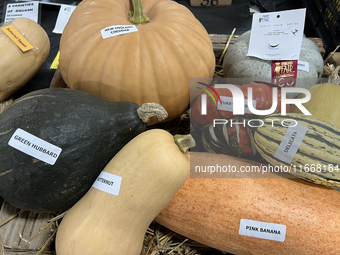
[
  {"left": 217, "top": 28, "right": 236, "bottom": 66},
  {"left": 0, "top": 209, "right": 26, "bottom": 227},
  {"left": 0, "top": 234, "right": 5, "bottom": 255}
]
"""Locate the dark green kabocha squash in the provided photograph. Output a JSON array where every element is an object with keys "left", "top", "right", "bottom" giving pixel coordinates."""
[{"left": 0, "top": 88, "right": 167, "bottom": 212}]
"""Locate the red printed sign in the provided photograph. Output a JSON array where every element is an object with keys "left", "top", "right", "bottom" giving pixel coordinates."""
[{"left": 271, "top": 60, "right": 298, "bottom": 87}]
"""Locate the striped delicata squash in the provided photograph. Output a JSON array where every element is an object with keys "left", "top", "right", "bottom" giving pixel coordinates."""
[{"left": 254, "top": 113, "right": 340, "bottom": 188}]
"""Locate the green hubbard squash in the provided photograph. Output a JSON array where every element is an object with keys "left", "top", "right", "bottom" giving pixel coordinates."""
[
  {"left": 0, "top": 88, "right": 167, "bottom": 212},
  {"left": 59, "top": 0, "right": 215, "bottom": 124},
  {"left": 0, "top": 18, "right": 50, "bottom": 102},
  {"left": 55, "top": 129, "right": 190, "bottom": 255}
]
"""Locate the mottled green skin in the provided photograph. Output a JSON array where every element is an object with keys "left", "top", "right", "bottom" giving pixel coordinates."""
[{"left": 0, "top": 88, "right": 146, "bottom": 212}]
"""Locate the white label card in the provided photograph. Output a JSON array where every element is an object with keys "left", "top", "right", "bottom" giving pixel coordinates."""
[
  {"left": 8, "top": 128, "right": 62, "bottom": 165},
  {"left": 217, "top": 96, "right": 257, "bottom": 114},
  {"left": 239, "top": 219, "right": 287, "bottom": 242},
  {"left": 298, "top": 60, "right": 310, "bottom": 72},
  {"left": 101, "top": 25, "right": 138, "bottom": 39},
  {"left": 274, "top": 123, "right": 308, "bottom": 164},
  {"left": 52, "top": 4, "right": 76, "bottom": 34},
  {"left": 247, "top": 8, "right": 306, "bottom": 60},
  {"left": 4, "top": 1, "right": 39, "bottom": 23},
  {"left": 92, "top": 171, "right": 122, "bottom": 196}
]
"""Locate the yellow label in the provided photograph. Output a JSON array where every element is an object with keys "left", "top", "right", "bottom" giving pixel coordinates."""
[
  {"left": 50, "top": 50, "right": 60, "bottom": 70},
  {"left": 1, "top": 25, "right": 34, "bottom": 52}
]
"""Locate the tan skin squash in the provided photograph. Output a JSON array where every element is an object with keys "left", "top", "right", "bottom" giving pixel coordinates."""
[
  {"left": 59, "top": 0, "right": 215, "bottom": 124},
  {"left": 156, "top": 152, "right": 340, "bottom": 255},
  {"left": 55, "top": 129, "right": 190, "bottom": 255},
  {"left": 0, "top": 18, "right": 50, "bottom": 102}
]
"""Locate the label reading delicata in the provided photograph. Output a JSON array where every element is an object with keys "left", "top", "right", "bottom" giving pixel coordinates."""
[
  {"left": 274, "top": 123, "right": 308, "bottom": 164},
  {"left": 8, "top": 128, "right": 62, "bottom": 165},
  {"left": 101, "top": 25, "right": 138, "bottom": 39},
  {"left": 92, "top": 171, "right": 122, "bottom": 196},
  {"left": 239, "top": 219, "right": 287, "bottom": 242}
]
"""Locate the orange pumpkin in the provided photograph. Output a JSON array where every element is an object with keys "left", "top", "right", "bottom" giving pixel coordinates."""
[{"left": 59, "top": 0, "right": 215, "bottom": 123}]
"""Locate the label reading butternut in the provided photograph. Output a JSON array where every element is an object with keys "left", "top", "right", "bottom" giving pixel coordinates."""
[
  {"left": 92, "top": 171, "right": 122, "bottom": 196},
  {"left": 1, "top": 24, "right": 34, "bottom": 52}
]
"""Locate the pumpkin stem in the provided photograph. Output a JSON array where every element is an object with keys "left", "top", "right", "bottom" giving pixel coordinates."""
[
  {"left": 174, "top": 134, "right": 196, "bottom": 154},
  {"left": 129, "top": 0, "right": 150, "bottom": 24},
  {"left": 137, "top": 103, "right": 168, "bottom": 123}
]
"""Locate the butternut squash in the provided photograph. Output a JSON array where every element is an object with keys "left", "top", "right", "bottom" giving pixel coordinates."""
[
  {"left": 156, "top": 152, "right": 340, "bottom": 255},
  {"left": 55, "top": 129, "right": 189, "bottom": 255},
  {"left": 0, "top": 18, "right": 50, "bottom": 102}
]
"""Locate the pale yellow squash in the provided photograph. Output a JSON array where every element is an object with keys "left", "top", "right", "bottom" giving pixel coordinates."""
[
  {"left": 0, "top": 18, "right": 50, "bottom": 102},
  {"left": 290, "top": 82, "right": 340, "bottom": 127},
  {"left": 55, "top": 129, "right": 189, "bottom": 255}
]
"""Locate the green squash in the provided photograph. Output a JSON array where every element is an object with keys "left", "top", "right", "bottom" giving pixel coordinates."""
[{"left": 0, "top": 88, "right": 167, "bottom": 212}]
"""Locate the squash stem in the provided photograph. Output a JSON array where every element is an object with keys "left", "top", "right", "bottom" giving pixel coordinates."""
[
  {"left": 174, "top": 134, "right": 195, "bottom": 154},
  {"left": 137, "top": 103, "right": 168, "bottom": 123},
  {"left": 129, "top": 0, "right": 150, "bottom": 24}
]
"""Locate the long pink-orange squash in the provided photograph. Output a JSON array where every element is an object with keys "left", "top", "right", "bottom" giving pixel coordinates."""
[{"left": 156, "top": 152, "right": 340, "bottom": 255}]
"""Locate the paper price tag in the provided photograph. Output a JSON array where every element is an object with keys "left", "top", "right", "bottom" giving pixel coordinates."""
[
  {"left": 239, "top": 219, "right": 287, "bottom": 242},
  {"left": 101, "top": 25, "right": 138, "bottom": 39},
  {"left": 92, "top": 171, "right": 122, "bottom": 196},
  {"left": 1, "top": 25, "right": 34, "bottom": 52},
  {"left": 8, "top": 128, "right": 62, "bottom": 165}
]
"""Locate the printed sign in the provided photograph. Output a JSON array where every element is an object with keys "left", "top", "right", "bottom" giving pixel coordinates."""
[
  {"left": 247, "top": 8, "right": 306, "bottom": 60},
  {"left": 4, "top": 1, "right": 39, "bottom": 23}
]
